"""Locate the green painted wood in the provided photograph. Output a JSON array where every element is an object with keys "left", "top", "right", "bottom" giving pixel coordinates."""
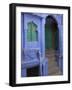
[
  {"left": 27, "top": 23, "right": 32, "bottom": 41},
  {"left": 45, "top": 25, "right": 52, "bottom": 49},
  {"left": 27, "top": 22, "right": 37, "bottom": 41},
  {"left": 32, "top": 23, "right": 37, "bottom": 41}
]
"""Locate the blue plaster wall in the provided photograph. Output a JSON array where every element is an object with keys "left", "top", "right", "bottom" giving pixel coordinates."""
[{"left": 22, "top": 13, "right": 45, "bottom": 57}]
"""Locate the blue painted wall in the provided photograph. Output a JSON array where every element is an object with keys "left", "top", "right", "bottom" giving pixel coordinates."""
[{"left": 22, "top": 13, "right": 45, "bottom": 57}]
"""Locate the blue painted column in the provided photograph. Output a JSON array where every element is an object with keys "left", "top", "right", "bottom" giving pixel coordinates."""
[
  {"left": 41, "top": 17, "right": 45, "bottom": 59},
  {"left": 40, "top": 17, "right": 48, "bottom": 76},
  {"left": 58, "top": 24, "right": 63, "bottom": 73},
  {"left": 39, "top": 58, "right": 48, "bottom": 76},
  {"left": 57, "top": 15, "right": 63, "bottom": 73},
  {"left": 21, "top": 13, "right": 27, "bottom": 77}
]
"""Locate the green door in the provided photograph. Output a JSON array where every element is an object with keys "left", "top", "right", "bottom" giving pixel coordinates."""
[{"left": 45, "top": 25, "right": 52, "bottom": 49}]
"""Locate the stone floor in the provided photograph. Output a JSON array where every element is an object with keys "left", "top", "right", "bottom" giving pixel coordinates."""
[{"left": 45, "top": 49, "right": 62, "bottom": 76}]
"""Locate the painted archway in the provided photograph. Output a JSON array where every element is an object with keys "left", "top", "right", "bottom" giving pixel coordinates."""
[{"left": 45, "top": 15, "right": 59, "bottom": 50}]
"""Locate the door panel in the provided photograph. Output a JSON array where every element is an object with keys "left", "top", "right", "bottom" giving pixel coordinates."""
[
  {"left": 45, "top": 27, "right": 52, "bottom": 49},
  {"left": 45, "top": 24, "right": 59, "bottom": 50}
]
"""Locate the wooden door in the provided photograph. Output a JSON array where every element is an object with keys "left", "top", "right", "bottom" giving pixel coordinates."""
[{"left": 45, "top": 25, "right": 53, "bottom": 49}]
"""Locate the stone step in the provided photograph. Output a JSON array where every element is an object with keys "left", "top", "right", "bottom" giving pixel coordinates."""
[
  {"left": 48, "top": 59, "right": 56, "bottom": 62},
  {"left": 47, "top": 57, "right": 56, "bottom": 62},
  {"left": 48, "top": 70, "right": 62, "bottom": 75},
  {"left": 45, "top": 49, "right": 55, "bottom": 51},
  {"left": 45, "top": 52, "right": 56, "bottom": 58},
  {"left": 48, "top": 66, "right": 60, "bottom": 75},
  {"left": 48, "top": 61, "right": 58, "bottom": 69},
  {"left": 46, "top": 56, "right": 56, "bottom": 59},
  {"left": 46, "top": 51, "right": 56, "bottom": 54},
  {"left": 45, "top": 55, "right": 56, "bottom": 58},
  {"left": 45, "top": 50, "right": 56, "bottom": 54},
  {"left": 48, "top": 64, "right": 59, "bottom": 71},
  {"left": 45, "top": 49, "right": 62, "bottom": 75},
  {"left": 45, "top": 50, "right": 55, "bottom": 52},
  {"left": 55, "top": 71, "right": 62, "bottom": 75}
]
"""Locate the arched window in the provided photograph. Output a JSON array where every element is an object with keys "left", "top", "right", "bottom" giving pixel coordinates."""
[{"left": 27, "top": 21, "right": 38, "bottom": 41}]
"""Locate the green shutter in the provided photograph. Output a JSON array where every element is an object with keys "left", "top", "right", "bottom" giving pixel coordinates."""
[
  {"left": 32, "top": 23, "right": 37, "bottom": 41},
  {"left": 27, "top": 22, "right": 38, "bottom": 42},
  {"left": 27, "top": 23, "right": 32, "bottom": 41}
]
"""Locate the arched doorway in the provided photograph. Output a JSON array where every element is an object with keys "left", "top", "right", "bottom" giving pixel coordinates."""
[
  {"left": 45, "top": 15, "right": 59, "bottom": 51},
  {"left": 45, "top": 15, "right": 60, "bottom": 75}
]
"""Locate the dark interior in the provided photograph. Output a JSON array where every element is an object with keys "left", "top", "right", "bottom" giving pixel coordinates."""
[{"left": 27, "top": 66, "right": 39, "bottom": 77}]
